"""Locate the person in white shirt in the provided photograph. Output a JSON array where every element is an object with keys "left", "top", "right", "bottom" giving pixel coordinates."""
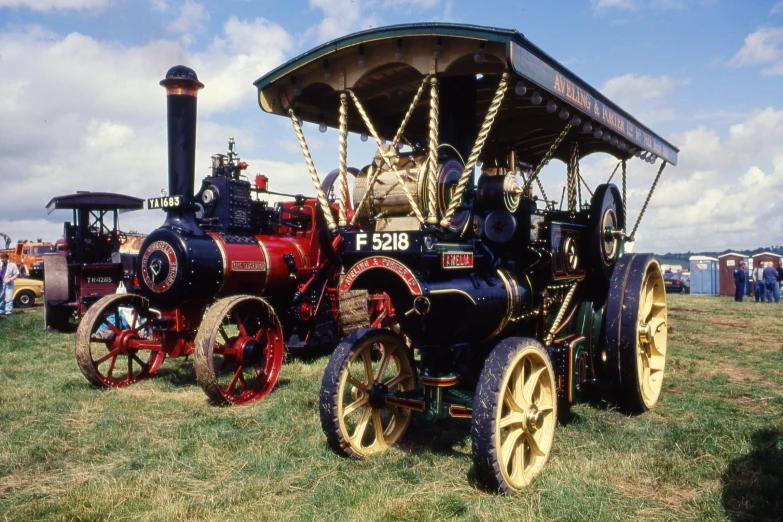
[
  {"left": 0, "top": 253, "right": 21, "bottom": 316},
  {"left": 752, "top": 263, "right": 765, "bottom": 302}
]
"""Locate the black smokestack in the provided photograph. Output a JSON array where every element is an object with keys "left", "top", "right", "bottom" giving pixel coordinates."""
[{"left": 160, "top": 65, "right": 204, "bottom": 234}]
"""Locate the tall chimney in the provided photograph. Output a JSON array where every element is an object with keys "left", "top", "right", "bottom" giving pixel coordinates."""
[{"left": 159, "top": 65, "right": 204, "bottom": 234}]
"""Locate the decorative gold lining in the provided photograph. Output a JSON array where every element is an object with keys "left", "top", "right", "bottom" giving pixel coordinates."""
[
  {"left": 208, "top": 231, "right": 228, "bottom": 295},
  {"left": 428, "top": 288, "right": 477, "bottom": 305},
  {"left": 257, "top": 238, "right": 271, "bottom": 288}
]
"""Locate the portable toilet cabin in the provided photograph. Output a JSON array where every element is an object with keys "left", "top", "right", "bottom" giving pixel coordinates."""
[
  {"left": 718, "top": 252, "right": 750, "bottom": 297},
  {"left": 689, "top": 256, "right": 719, "bottom": 295}
]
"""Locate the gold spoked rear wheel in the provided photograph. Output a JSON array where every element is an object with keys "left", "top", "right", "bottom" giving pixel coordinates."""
[
  {"left": 606, "top": 254, "right": 668, "bottom": 413},
  {"left": 472, "top": 338, "right": 557, "bottom": 494},
  {"left": 635, "top": 261, "right": 667, "bottom": 409},
  {"left": 320, "top": 328, "right": 416, "bottom": 458}
]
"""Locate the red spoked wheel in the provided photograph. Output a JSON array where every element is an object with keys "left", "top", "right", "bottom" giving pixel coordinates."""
[
  {"left": 193, "top": 295, "right": 285, "bottom": 406},
  {"left": 75, "top": 294, "right": 166, "bottom": 388}
]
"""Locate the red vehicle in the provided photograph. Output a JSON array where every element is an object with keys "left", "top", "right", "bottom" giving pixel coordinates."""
[
  {"left": 74, "top": 66, "right": 389, "bottom": 405},
  {"left": 43, "top": 192, "right": 144, "bottom": 331}
]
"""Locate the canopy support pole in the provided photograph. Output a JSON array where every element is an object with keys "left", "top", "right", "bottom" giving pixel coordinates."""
[
  {"left": 287, "top": 108, "right": 337, "bottom": 231},
  {"left": 441, "top": 71, "right": 509, "bottom": 228},
  {"left": 338, "top": 93, "right": 349, "bottom": 227}
]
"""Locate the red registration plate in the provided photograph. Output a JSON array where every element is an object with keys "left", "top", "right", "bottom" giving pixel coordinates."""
[{"left": 441, "top": 252, "right": 474, "bottom": 269}]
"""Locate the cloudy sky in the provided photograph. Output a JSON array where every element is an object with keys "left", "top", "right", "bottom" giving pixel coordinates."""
[{"left": 1, "top": 0, "right": 782, "bottom": 254}]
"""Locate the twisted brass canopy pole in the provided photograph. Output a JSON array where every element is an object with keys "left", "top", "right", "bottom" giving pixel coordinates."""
[
  {"left": 426, "top": 76, "right": 440, "bottom": 224},
  {"left": 337, "top": 92, "right": 349, "bottom": 227},
  {"left": 287, "top": 108, "right": 336, "bottom": 230},
  {"left": 440, "top": 72, "right": 509, "bottom": 227}
]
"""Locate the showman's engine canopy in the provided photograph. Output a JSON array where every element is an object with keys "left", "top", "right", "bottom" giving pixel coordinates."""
[{"left": 253, "top": 23, "right": 678, "bottom": 494}]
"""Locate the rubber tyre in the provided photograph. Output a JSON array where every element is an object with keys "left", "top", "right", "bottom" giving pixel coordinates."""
[
  {"left": 14, "top": 290, "right": 35, "bottom": 308},
  {"left": 472, "top": 337, "right": 557, "bottom": 494}
]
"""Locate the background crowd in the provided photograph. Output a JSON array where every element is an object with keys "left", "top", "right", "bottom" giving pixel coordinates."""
[{"left": 734, "top": 261, "right": 783, "bottom": 303}]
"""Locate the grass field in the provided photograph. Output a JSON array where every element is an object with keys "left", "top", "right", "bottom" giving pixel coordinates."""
[{"left": 1, "top": 295, "right": 781, "bottom": 521}]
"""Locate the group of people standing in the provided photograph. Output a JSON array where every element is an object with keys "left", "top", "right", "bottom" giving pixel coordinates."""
[{"left": 734, "top": 260, "right": 783, "bottom": 303}]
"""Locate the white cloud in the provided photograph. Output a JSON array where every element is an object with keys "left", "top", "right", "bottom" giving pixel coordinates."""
[
  {"left": 771, "top": 1, "right": 783, "bottom": 15},
  {"left": 382, "top": 0, "right": 439, "bottom": 8},
  {"left": 305, "top": 0, "right": 377, "bottom": 44},
  {"left": 591, "top": 0, "right": 642, "bottom": 10},
  {"left": 0, "top": 0, "right": 106, "bottom": 11},
  {"left": 600, "top": 73, "right": 685, "bottom": 123},
  {"left": 0, "top": 19, "right": 295, "bottom": 239},
  {"left": 591, "top": 0, "right": 695, "bottom": 13},
  {"left": 728, "top": 27, "right": 783, "bottom": 75},
  {"left": 166, "top": 0, "right": 210, "bottom": 45}
]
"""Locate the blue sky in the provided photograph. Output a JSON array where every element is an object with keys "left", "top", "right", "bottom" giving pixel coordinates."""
[{"left": 1, "top": 0, "right": 782, "bottom": 253}]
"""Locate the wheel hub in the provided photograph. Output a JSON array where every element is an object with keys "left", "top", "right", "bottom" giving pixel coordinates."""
[
  {"left": 368, "top": 382, "right": 389, "bottom": 409},
  {"left": 638, "top": 322, "right": 652, "bottom": 343},
  {"left": 114, "top": 329, "right": 139, "bottom": 355},
  {"left": 237, "top": 338, "right": 263, "bottom": 366},
  {"left": 526, "top": 406, "right": 543, "bottom": 432}
]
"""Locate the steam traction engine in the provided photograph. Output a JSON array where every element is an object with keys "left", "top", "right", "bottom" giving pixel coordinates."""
[
  {"left": 254, "top": 24, "right": 676, "bottom": 492},
  {"left": 75, "top": 66, "right": 363, "bottom": 405}
]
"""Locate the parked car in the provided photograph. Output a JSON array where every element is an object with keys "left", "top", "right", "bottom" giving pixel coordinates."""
[
  {"left": 664, "top": 272, "right": 690, "bottom": 293},
  {"left": 13, "top": 278, "right": 44, "bottom": 308}
]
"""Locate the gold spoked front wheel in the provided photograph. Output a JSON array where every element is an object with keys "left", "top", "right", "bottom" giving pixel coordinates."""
[
  {"left": 320, "top": 328, "right": 416, "bottom": 458},
  {"left": 472, "top": 338, "right": 557, "bottom": 494}
]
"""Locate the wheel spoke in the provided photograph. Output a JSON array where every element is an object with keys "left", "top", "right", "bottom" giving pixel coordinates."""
[
  {"left": 106, "top": 354, "right": 118, "bottom": 377},
  {"left": 350, "top": 406, "right": 372, "bottom": 443},
  {"left": 127, "top": 355, "right": 133, "bottom": 380},
  {"left": 343, "top": 397, "right": 368, "bottom": 417},
  {"left": 131, "top": 310, "right": 138, "bottom": 330},
  {"left": 131, "top": 352, "right": 147, "bottom": 370},
  {"left": 374, "top": 347, "right": 392, "bottom": 383},
  {"left": 512, "top": 437, "right": 526, "bottom": 479},
  {"left": 371, "top": 410, "right": 386, "bottom": 448},
  {"left": 523, "top": 365, "right": 545, "bottom": 405},
  {"left": 512, "top": 363, "right": 525, "bottom": 405},
  {"left": 503, "top": 391, "right": 524, "bottom": 414},
  {"left": 361, "top": 351, "right": 373, "bottom": 387},
  {"left": 500, "top": 427, "right": 524, "bottom": 468},
  {"left": 95, "top": 348, "right": 121, "bottom": 365},
  {"left": 134, "top": 321, "right": 150, "bottom": 332},
  {"left": 499, "top": 411, "right": 525, "bottom": 429},
  {"left": 254, "top": 326, "right": 267, "bottom": 342},
  {"left": 218, "top": 326, "right": 230, "bottom": 344},
  {"left": 347, "top": 374, "right": 370, "bottom": 393},
  {"left": 232, "top": 309, "right": 248, "bottom": 338},
  {"left": 641, "top": 365, "right": 653, "bottom": 399},
  {"left": 225, "top": 365, "right": 243, "bottom": 394},
  {"left": 527, "top": 432, "right": 545, "bottom": 457},
  {"left": 384, "top": 371, "right": 412, "bottom": 390},
  {"left": 100, "top": 317, "right": 121, "bottom": 335}
]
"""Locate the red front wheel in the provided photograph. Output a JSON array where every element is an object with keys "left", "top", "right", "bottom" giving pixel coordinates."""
[
  {"left": 193, "top": 295, "right": 285, "bottom": 406},
  {"left": 75, "top": 294, "right": 165, "bottom": 388}
]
